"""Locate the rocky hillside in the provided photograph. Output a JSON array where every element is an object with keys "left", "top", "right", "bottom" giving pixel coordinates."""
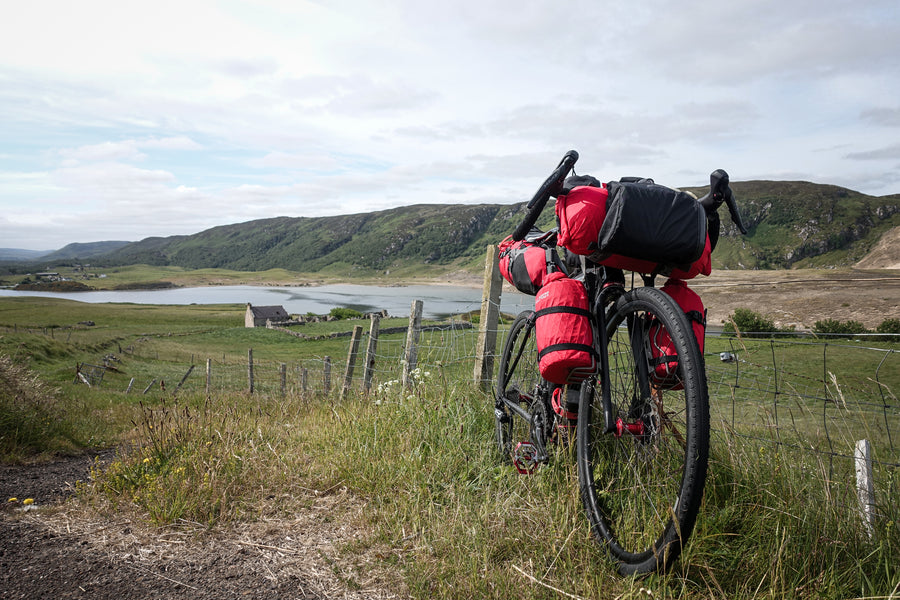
[{"left": 854, "top": 226, "right": 900, "bottom": 269}]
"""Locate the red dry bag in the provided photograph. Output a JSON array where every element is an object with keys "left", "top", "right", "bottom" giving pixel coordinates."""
[
  {"left": 534, "top": 271, "right": 598, "bottom": 385},
  {"left": 648, "top": 278, "right": 707, "bottom": 389},
  {"left": 498, "top": 235, "right": 565, "bottom": 295}
]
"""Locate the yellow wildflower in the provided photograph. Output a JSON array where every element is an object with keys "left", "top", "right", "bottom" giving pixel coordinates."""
[
  {"left": 23, "top": 498, "right": 33, "bottom": 505},
  {"left": 7, "top": 497, "right": 17, "bottom": 503}
]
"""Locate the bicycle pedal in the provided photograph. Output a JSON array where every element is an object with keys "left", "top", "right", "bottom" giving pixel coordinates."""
[{"left": 512, "top": 441, "right": 539, "bottom": 474}]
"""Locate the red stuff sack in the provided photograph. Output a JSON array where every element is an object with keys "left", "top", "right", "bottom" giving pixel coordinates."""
[
  {"left": 649, "top": 278, "right": 707, "bottom": 389},
  {"left": 534, "top": 271, "right": 598, "bottom": 385},
  {"left": 498, "top": 235, "right": 565, "bottom": 295},
  {"left": 555, "top": 185, "right": 608, "bottom": 256}
]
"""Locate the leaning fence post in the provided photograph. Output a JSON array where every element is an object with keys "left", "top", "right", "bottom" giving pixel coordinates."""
[
  {"left": 474, "top": 244, "right": 503, "bottom": 390},
  {"left": 248, "top": 348, "right": 254, "bottom": 394},
  {"left": 855, "top": 439, "right": 875, "bottom": 538},
  {"left": 402, "top": 300, "right": 424, "bottom": 389},
  {"left": 363, "top": 314, "right": 381, "bottom": 393},
  {"left": 173, "top": 364, "right": 195, "bottom": 395},
  {"left": 341, "top": 326, "right": 364, "bottom": 399}
]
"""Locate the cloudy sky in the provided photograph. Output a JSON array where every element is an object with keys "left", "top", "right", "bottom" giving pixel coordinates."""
[{"left": 2, "top": 0, "right": 899, "bottom": 251}]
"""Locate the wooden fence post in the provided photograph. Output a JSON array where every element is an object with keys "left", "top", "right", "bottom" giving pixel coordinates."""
[
  {"left": 341, "top": 326, "right": 364, "bottom": 399},
  {"left": 206, "top": 358, "right": 212, "bottom": 396},
  {"left": 474, "top": 244, "right": 503, "bottom": 390},
  {"left": 173, "top": 365, "right": 195, "bottom": 395},
  {"left": 323, "top": 356, "right": 332, "bottom": 395},
  {"left": 855, "top": 439, "right": 875, "bottom": 538},
  {"left": 363, "top": 314, "right": 381, "bottom": 393},
  {"left": 280, "top": 363, "right": 287, "bottom": 396},
  {"left": 142, "top": 379, "right": 157, "bottom": 395},
  {"left": 402, "top": 300, "right": 424, "bottom": 389},
  {"left": 301, "top": 366, "right": 309, "bottom": 394},
  {"left": 248, "top": 348, "right": 254, "bottom": 394}
]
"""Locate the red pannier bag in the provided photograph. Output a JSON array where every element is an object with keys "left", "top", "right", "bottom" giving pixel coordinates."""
[
  {"left": 648, "top": 278, "right": 707, "bottom": 389},
  {"left": 555, "top": 184, "right": 712, "bottom": 279},
  {"left": 534, "top": 271, "right": 598, "bottom": 385},
  {"left": 498, "top": 235, "right": 565, "bottom": 295}
]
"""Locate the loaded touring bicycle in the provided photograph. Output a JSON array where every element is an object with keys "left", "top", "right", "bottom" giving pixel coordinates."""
[{"left": 495, "top": 150, "right": 747, "bottom": 575}]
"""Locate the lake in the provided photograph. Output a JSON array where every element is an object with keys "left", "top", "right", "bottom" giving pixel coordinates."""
[{"left": 0, "top": 283, "right": 534, "bottom": 320}]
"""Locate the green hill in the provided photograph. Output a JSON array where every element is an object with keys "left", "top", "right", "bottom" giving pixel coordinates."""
[
  {"left": 85, "top": 180, "right": 900, "bottom": 273},
  {"left": 693, "top": 181, "right": 900, "bottom": 269}
]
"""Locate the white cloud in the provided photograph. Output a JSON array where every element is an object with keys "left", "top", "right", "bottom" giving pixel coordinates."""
[
  {"left": 58, "top": 141, "right": 146, "bottom": 165},
  {"left": 1, "top": 0, "right": 899, "bottom": 250},
  {"left": 141, "top": 136, "right": 204, "bottom": 151}
]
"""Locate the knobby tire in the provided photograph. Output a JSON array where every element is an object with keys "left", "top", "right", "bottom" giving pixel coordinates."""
[{"left": 576, "top": 287, "right": 710, "bottom": 575}]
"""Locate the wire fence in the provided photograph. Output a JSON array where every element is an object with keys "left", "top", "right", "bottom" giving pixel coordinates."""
[
  {"left": 21, "top": 278, "right": 895, "bottom": 525},
  {"left": 113, "top": 303, "right": 899, "bottom": 465},
  {"left": 115, "top": 312, "right": 485, "bottom": 399},
  {"left": 704, "top": 334, "right": 899, "bottom": 517}
]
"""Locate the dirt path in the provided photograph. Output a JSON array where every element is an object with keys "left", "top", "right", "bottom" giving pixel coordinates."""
[{"left": 1, "top": 454, "right": 408, "bottom": 600}]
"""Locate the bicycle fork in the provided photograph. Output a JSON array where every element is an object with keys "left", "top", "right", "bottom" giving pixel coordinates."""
[
  {"left": 593, "top": 288, "right": 656, "bottom": 439},
  {"left": 593, "top": 290, "right": 617, "bottom": 435}
]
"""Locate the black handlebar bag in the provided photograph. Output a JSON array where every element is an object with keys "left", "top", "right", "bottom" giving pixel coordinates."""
[{"left": 598, "top": 181, "right": 707, "bottom": 269}]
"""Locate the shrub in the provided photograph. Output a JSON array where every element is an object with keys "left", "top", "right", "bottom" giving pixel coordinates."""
[
  {"left": 329, "top": 307, "right": 363, "bottom": 320},
  {"left": 875, "top": 318, "right": 900, "bottom": 342},
  {"left": 813, "top": 319, "right": 870, "bottom": 338},
  {"left": 876, "top": 318, "right": 900, "bottom": 335},
  {"left": 724, "top": 308, "right": 778, "bottom": 338}
]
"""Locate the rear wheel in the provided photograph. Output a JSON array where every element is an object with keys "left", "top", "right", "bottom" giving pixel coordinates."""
[{"left": 577, "top": 287, "right": 709, "bottom": 575}]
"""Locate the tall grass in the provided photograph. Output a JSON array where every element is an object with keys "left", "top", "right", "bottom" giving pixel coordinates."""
[
  {"left": 0, "top": 355, "right": 82, "bottom": 460},
  {"left": 93, "top": 392, "right": 318, "bottom": 525},
  {"left": 83, "top": 376, "right": 898, "bottom": 599}
]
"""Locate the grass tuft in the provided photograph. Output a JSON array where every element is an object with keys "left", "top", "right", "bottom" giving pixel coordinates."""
[{"left": 0, "top": 354, "right": 82, "bottom": 460}]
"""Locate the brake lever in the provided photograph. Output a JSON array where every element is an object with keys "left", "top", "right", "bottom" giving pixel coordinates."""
[
  {"left": 702, "top": 169, "right": 747, "bottom": 234},
  {"left": 724, "top": 186, "right": 747, "bottom": 234}
]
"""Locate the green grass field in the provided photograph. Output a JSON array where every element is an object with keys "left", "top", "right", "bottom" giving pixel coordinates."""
[{"left": 1, "top": 296, "right": 898, "bottom": 599}]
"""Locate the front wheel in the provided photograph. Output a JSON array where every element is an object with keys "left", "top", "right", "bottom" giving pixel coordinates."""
[
  {"left": 577, "top": 287, "right": 709, "bottom": 575},
  {"left": 495, "top": 311, "right": 550, "bottom": 468}
]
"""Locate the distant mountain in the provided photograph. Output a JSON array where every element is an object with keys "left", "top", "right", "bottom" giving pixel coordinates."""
[
  {"left": 0, "top": 248, "right": 51, "bottom": 261},
  {"left": 16, "top": 181, "right": 900, "bottom": 274},
  {"left": 0, "top": 241, "right": 132, "bottom": 265},
  {"left": 39, "top": 241, "right": 132, "bottom": 262}
]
